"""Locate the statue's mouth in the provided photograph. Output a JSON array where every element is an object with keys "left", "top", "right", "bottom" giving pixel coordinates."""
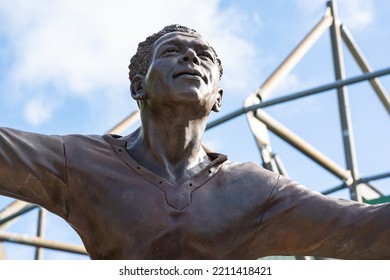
[{"left": 173, "top": 69, "right": 206, "bottom": 83}]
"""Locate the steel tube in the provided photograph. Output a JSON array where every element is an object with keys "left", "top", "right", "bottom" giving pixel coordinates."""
[
  {"left": 206, "top": 67, "right": 390, "bottom": 130},
  {"left": 320, "top": 172, "right": 390, "bottom": 196},
  {"left": 321, "top": 183, "right": 347, "bottom": 195},
  {"left": 107, "top": 110, "right": 140, "bottom": 135},
  {"left": 253, "top": 7, "right": 333, "bottom": 101},
  {"left": 358, "top": 171, "right": 390, "bottom": 184},
  {"left": 254, "top": 110, "right": 352, "bottom": 182},
  {"left": 0, "top": 200, "right": 29, "bottom": 220},
  {"left": 273, "top": 154, "right": 289, "bottom": 176},
  {"left": 0, "top": 203, "right": 38, "bottom": 227},
  {"left": 244, "top": 95, "right": 275, "bottom": 170},
  {"left": 0, "top": 231, "right": 88, "bottom": 255},
  {"left": 341, "top": 24, "right": 390, "bottom": 115},
  {"left": 0, "top": 242, "right": 5, "bottom": 259},
  {"left": 328, "top": 0, "right": 359, "bottom": 200},
  {"left": 34, "top": 207, "right": 46, "bottom": 260}
]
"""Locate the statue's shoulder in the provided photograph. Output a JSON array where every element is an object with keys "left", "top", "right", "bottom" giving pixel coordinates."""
[
  {"left": 223, "top": 160, "right": 271, "bottom": 174},
  {"left": 222, "top": 160, "right": 279, "bottom": 184},
  {"left": 63, "top": 133, "right": 107, "bottom": 145}
]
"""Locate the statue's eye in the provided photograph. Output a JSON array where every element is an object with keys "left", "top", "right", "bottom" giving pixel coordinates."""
[
  {"left": 199, "top": 51, "right": 214, "bottom": 62},
  {"left": 164, "top": 47, "right": 178, "bottom": 54}
]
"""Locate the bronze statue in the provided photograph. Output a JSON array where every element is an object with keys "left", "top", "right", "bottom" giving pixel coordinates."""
[{"left": 0, "top": 24, "right": 389, "bottom": 259}]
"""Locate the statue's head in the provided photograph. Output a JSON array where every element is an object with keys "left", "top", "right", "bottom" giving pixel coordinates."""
[{"left": 128, "top": 24, "right": 223, "bottom": 82}]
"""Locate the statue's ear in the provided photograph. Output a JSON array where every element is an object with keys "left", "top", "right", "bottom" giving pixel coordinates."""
[
  {"left": 212, "top": 88, "right": 223, "bottom": 112},
  {"left": 130, "top": 74, "right": 145, "bottom": 101}
]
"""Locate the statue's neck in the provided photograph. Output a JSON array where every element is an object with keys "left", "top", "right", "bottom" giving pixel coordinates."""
[{"left": 127, "top": 110, "right": 210, "bottom": 185}]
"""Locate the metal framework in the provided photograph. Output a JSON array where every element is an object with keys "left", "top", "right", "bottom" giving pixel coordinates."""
[{"left": 0, "top": 0, "right": 389, "bottom": 259}]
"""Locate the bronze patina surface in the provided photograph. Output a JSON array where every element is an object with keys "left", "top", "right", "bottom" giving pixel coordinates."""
[{"left": 0, "top": 25, "right": 389, "bottom": 259}]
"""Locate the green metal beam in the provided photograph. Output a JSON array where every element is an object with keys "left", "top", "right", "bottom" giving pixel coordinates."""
[{"left": 364, "top": 195, "right": 390, "bottom": 205}]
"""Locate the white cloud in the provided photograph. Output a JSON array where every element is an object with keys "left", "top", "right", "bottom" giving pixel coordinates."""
[
  {"left": 273, "top": 73, "right": 300, "bottom": 94},
  {"left": 0, "top": 0, "right": 259, "bottom": 126},
  {"left": 296, "top": 0, "right": 324, "bottom": 16},
  {"left": 24, "top": 96, "right": 58, "bottom": 126},
  {"left": 296, "top": 0, "right": 374, "bottom": 30},
  {"left": 335, "top": 0, "right": 374, "bottom": 31}
]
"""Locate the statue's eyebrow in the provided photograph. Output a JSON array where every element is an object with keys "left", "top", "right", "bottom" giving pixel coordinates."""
[{"left": 155, "top": 37, "right": 212, "bottom": 52}]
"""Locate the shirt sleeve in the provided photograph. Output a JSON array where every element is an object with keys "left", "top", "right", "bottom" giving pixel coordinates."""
[
  {"left": 254, "top": 174, "right": 390, "bottom": 259},
  {"left": 0, "top": 127, "right": 68, "bottom": 219}
]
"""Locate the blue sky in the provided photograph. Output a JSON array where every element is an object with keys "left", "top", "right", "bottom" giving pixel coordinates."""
[{"left": 0, "top": 0, "right": 389, "bottom": 259}]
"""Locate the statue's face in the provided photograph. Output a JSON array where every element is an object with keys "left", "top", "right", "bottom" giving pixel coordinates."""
[{"left": 142, "top": 32, "right": 222, "bottom": 114}]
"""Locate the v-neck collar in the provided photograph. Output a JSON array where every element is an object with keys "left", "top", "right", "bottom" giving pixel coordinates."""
[{"left": 103, "top": 134, "right": 228, "bottom": 210}]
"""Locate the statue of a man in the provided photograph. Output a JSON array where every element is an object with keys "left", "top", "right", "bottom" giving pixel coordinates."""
[{"left": 0, "top": 24, "right": 389, "bottom": 259}]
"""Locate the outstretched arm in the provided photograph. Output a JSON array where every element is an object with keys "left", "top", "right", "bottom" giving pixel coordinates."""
[
  {"left": 253, "top": 175, "right": 390, "bottom": 259},
  {"left": 0, "top": 127, "right": 68, "bottom": 219}
]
